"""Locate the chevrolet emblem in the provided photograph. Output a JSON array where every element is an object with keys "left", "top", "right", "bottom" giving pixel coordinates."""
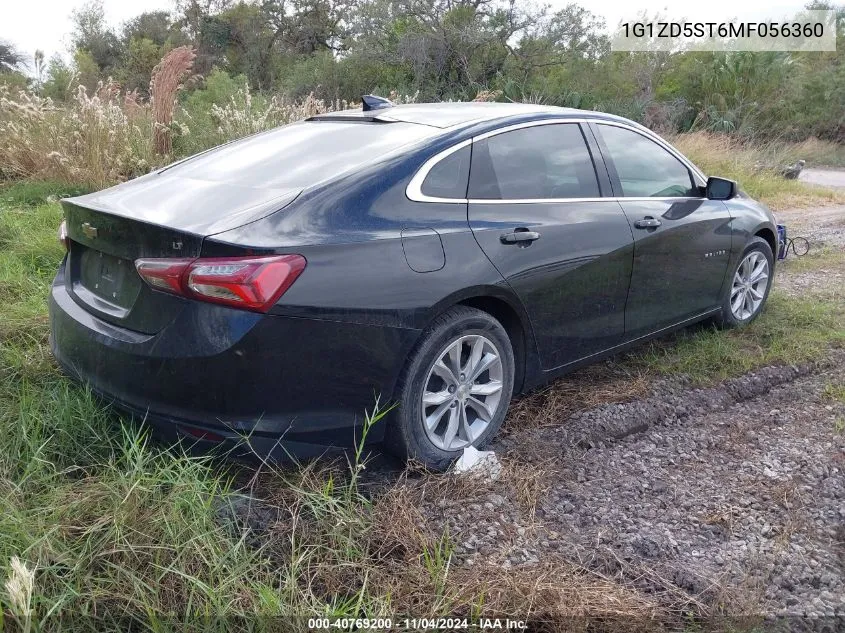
[{"left": 81, "top": 222, "right": 98, "bottom": 239}]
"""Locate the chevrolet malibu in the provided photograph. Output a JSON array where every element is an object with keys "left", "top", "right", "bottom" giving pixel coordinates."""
[{"left": 50, "top": 99, "right": 777, "bottom": 470}]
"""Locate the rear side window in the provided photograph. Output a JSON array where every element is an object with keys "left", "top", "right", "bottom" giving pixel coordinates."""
[
  {"left": 597, "top": 124, "right": 695, "bottom": 197},
  {"left": 468, "top": 124, "right": 600, "bottom": 200},
  {"left": 421, "top": 145, "right": 470, "bottom": 199}
]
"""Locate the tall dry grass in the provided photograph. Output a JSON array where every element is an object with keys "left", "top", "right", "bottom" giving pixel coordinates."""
[
  {"left": 204, "top": 88, "right": 418, "bottom": 142},
  {"left": 0, "top": 50, "right": 383, "bottom": 188},
  {"left": 150, "top": 46, "right": 196, "bottom": 155},
  {"left": 209, "top": 88, "right": 352, "bottom": 140},
  {"left": 0, "top": 82, "right": 156, "bottom": 188}
]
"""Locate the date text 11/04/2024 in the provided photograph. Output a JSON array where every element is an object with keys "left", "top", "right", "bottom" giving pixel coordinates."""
[{"left": 307, "top": 618, "right": 528, "bottom": 630}]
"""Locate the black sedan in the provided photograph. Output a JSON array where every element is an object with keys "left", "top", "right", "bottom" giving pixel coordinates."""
[{"left": 50, "top": 99, "right": 777, "bottom": 469}]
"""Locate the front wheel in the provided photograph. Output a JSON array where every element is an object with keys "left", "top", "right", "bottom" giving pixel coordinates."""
[
  {"left": 715, "top": 236, "right": 774, "bottom": 328},
  {"left": 387, "top": 306, "right": 515, "bottom": 471}
]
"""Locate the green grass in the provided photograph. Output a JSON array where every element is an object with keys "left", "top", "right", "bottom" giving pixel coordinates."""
[
  {"left": 779, "top": 246, "right": 844, "bottom": 274},
  {"left": 0, "top": 181, "right": 92, "bottom": 208},
  {"left": 788, "top": 137, "right": 845, "bottom": 169},
  {"left": 625, "top": 293, "right": 845, "bottom": 384},
  {"left": 1, "top": 179, "right": 844, "bottom": 628},
  {"left": 0, "top": 184, "right": 274, "bottom": 629},
  {"left": 6, "top": 183, "right": 595, "bottom": 629}
]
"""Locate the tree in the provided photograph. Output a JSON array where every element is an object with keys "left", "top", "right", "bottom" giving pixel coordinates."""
[
  {"left": 42, "top": 54, "right": 77, "bottom": 101},
  {"left": 121, "top": 37, "right": 165, "bottom": 95},
  {"left": 71, "top": 0, "right": 124, "bottom": 77},
  {"left": 0, "top": 40, "right": 24, "bottom": 73},
  {"left": 261, "top": 0, "right": 355, "bottom": 55},
  {"left": 503, "top": 4, "right": 609, "bottom": 104},
  {"left": 346, "top": 0, "right": 543, "bottom": 99},
  {"left": 122, "top": 11, "right": 178, "bottom": 46},
  {"left": 174, "top": 0, "right": 234, "bottom": 75},
  {"left": 74, "top": 49, "right": 102, "bottom": 93}
]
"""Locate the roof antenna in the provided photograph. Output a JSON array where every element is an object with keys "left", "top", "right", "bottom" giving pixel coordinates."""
[{"left": 361, "top": 95, "right": 394, "bottom": 111}]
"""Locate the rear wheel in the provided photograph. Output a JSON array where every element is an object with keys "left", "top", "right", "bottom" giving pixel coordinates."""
[
  {"left": 387, "top": 306, "right": 514, "bottom": 470},
  {"left": 715, "top": 237, "right": 773, "bottom": 328}
]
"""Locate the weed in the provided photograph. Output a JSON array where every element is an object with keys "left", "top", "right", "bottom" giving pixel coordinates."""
[
  {"left": 822, "top": 382, "right": 845, "bottom": 404},
  {"left": 0, "top": 83, "right": 156, "bottom": 188},
  {"left": 150, "top": 47, "right": 196, "bottom": 155},
  {"left": 0, "top": 70, "right": 414, "bottom": 187},
  {"left": 779, "top": 246, "right": 844, "bottom": 275}
]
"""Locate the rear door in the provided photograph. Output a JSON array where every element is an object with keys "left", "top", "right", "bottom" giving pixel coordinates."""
[
  {"left": 467, "top": 122, "right": 634, "bottom": 370},
  {"left": 591, "top": 123, "right": 734, "bottom": 337}
]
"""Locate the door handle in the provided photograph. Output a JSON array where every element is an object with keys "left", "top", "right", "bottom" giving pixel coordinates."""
[
  {"left": 634, "top": 217, "right": 661, "bottom": 229},
  {"left": 500, "top": 229, "right": 541, "bottom": 245}
]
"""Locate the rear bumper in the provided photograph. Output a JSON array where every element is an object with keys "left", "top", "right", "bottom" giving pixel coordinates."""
[{"left": 49, "top": 264, "right": 420, "bottom": 458}]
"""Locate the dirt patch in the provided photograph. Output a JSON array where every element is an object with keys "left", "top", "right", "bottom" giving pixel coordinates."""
[
  {"left": 504, "top": 362, "right": 649, "bottom": 433},
  {"left": 775, "top": 204, "right": 845, "bottom": 299},
  {"left": 226, "top": 352, "right": 844, "bottom": 623},
  {"left": 775, "top": 204, "right": 845, "bottom": 249}
]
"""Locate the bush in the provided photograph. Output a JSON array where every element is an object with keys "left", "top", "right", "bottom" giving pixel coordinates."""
[
  {"left": 174, "top": 69, "right": 355, "bottom": 155},
  {"left": 177, "top": 67, "right": 414, "bottom": 156}
]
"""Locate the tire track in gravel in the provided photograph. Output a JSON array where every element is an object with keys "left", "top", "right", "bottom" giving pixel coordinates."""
[{"left": 418, "top": 352, "right": 845, "bottom": 621}]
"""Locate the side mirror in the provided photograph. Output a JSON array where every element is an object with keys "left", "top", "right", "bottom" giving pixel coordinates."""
[{"left": 706, "top": 176, "right": 737, "bottom": 200}]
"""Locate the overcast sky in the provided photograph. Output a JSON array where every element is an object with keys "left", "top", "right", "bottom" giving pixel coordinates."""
[{"left": 2, "top": 0, "right": 811, "bottom": 70}]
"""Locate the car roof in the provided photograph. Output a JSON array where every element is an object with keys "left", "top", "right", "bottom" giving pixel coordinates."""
[{"left": 309, "top": 102, "right": 584, "bottom": 129}]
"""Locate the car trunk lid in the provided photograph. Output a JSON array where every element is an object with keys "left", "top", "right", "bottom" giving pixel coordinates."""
[{"left": 61, "top": 178, "right": 300, "bottom": 334}]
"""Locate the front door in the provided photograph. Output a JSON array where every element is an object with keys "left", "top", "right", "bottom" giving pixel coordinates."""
[
  {"left": 467, "top": 122, "right": 635, "bottom": 370},
  {"left": 592, "top": 123, "right": 734, "bottom": 337}
]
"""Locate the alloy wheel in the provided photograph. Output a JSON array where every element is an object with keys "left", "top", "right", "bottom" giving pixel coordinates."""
[
  {"left": 730, "top": 251, "right": 769, "bottom": 320},
  {"left": 421, "top": 334, "right": 504, "bottom": 451}
]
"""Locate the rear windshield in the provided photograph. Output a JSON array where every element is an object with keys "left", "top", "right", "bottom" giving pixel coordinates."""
[{"left": 166, "top": 121, "right": 436, "bottom": 189}]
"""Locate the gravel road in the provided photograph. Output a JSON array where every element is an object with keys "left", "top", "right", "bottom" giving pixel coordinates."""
[
  {"left": 776, "top": 204, "right": 845, "bottom": 249},
  {"left": 800, "top": 168, "right": 845, "bottom": 190}
]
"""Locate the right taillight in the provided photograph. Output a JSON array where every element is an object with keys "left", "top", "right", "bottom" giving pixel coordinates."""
[{"left": 135, "top": 254, "right": 306, "bottom": 313}]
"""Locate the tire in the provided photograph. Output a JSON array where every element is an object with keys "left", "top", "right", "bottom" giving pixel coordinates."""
[
  {"left": 386, "top": 306, "right": 515, "bottom": 471},
  {"left": 715, "top": 236, "right": 774, "bottom": 329}
]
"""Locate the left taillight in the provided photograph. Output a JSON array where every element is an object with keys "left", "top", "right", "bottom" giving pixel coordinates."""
[
  {"left": 135, "top": 254, "right": 306, "bottom": 313},
  {"left": 58, "top": 219, "right": 68, "bottom": 250}
]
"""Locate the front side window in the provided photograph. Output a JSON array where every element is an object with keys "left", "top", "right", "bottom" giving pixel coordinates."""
[
  {"left": 468, "top": 124, "right": 600, "bottom": 200},
  {"left": 597, "top": 124, "right": 696, "bottom": 198}
]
